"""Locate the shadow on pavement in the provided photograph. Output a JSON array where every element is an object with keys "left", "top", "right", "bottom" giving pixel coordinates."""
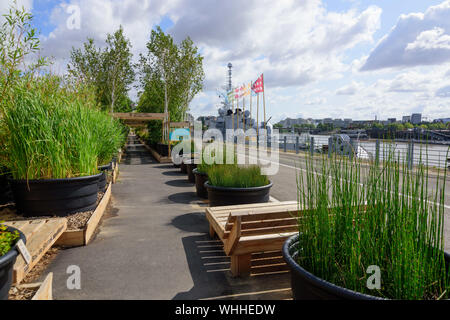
[
  {"left": 165, "top": 179, "right": 192, "bottom": 188},
  {"left": 172, "top": 234, "right": 292, "bottom": 300},
  {"left": 167, "top": 191, "right": 197, "bottom": 204}
]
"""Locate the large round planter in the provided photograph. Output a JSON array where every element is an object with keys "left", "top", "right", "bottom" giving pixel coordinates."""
[
  {"left": 186, "top": 161, "right": 197, "bottom": 183},
  {"left": 0, "top": 226, "right": 26, "bottom": 300},
  {"left": 0, "top": 173, "right": 12, "bottom": 205},
  {"left": 180, "top": 162, "right": 187, "bottom": 174},
  {"left": 193, "top": 169, "right": 208, "bottom": 199},
  {"left": 10, "top": 173, "right": 102, "bottom": 217},
  {"left": 283, "top": 234, "right": 384, "bottom": 300},
  {"left": 205, "top": 181, "right": 273, "bottom": 207},
  {"left": 157, "top": 143, "right": 170, "bottom": 157},
  {"left": 98, "top": 162, "right": 113, "bottom": 192}
]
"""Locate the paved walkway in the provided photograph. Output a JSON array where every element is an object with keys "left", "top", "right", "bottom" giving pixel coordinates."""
[{"left": 46, "top": 136, "right": 291, "bottom": 300}]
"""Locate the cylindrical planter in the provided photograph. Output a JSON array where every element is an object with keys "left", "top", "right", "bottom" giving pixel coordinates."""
[
  {"left": 10, "top": 173, "right": 102, "bottom": 217},
  {"left": 193, "top": 169, "right": 208, "bottom": 199},
  {"left": 98, "top": 162, "right": 113, "bottom": 192},
  {"left": 0, "top": 173, "right": 12, "bottom": 205},
  {"left": 283, "top": 234, "right": 385, "bottom": 300},
  {"left": 157, "top": 143, "right": 170, "bottom": 157},
  {"left": 0, "top": 226, "right": 26, "bottom": 300},
  {"left": 205, "top": 181, "right": 273, "bottom": 207},
  {"left": 186, "top": 161, "right": 197, "bottom": 183},
  {"left": 180, "top": 162, "right": 187, "bottom": 174}
]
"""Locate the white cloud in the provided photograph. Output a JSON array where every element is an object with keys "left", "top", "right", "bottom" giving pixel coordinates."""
[
  {"left": 362, "top": 1, "right": 450, "bottom": 71},
  {"left": 336, "top": 81, "right": 363, "bottom": 95}
]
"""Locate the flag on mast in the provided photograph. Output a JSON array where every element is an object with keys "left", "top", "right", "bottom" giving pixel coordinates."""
[{"left": 252, "top": 74, "right": 264, "bottom": 93}]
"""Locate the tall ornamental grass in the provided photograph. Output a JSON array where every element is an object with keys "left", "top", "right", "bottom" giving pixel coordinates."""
[
  {"left": 0, "top": 76, "right": 126, "bottom": 180},
  {"left": 208, "top": 165, "right": 269, "bottom": 188},
  {"left": 296, "top": 146, "right": 449, "bottom": 299}
]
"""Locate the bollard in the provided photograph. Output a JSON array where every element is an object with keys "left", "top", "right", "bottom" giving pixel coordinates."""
[
  {"left": 296, "top": 136, "right": 299, "bottom": 154},
  {"left": 310, "top": 137, "right": 314, "bottom": 156},
  {"left": 284, "top": 136, "right": 287, "bottom": 153}
]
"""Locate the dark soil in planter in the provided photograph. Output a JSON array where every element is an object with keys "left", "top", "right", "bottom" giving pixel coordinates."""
[
  {"left": 0, "top": 226, "right": 26, "bottom": 300},
  {"left": 282, "top": 234, "right": 450, "bottom": 300},
  {"left": 193, "top": 169, "right": 208, "bottom": 199},
  {"left": 205, "top": 181, "right": 273, "bottom": 207},
  {"left": 10, "top": 173, "right": 102, "bottom": 217}
]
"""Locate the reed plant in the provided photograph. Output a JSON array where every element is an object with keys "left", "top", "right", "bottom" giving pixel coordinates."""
[
  {"left": 208, "top": 165, "right": 269, "bottom": 188},
  {"left": 295, "top": 145, "right": 449, "bottom": 299},
  {"left": 0, "top": 76, "right": 126, "bottom": 180}
]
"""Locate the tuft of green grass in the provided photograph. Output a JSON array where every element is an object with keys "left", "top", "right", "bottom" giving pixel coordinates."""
[
  {"left": 0, "top": 76, "right": 126, "bottom": 180},
  {"left": 0, "top": 223, "right": 19, "bottom": 257},
  {"left": 208, "top": 165, "right": 270, "bottom": 188},
  {"left": 295, "top": 144, "right": 450, "bottom": 300}
]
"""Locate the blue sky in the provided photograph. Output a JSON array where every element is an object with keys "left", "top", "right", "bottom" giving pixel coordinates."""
[{"left": 3, "top": 0, "right": 450, "bottom": 122}]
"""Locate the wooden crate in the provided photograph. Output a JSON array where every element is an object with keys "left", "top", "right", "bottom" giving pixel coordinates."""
[
  {"left": 4, "top": 219, "right": 67, "bottom": 284},
  {"left": 56, "top": 182, "right": 112, "bottom": 247},
  {"left": 13, "top": 273, "right": 53, "bottom": 300}
]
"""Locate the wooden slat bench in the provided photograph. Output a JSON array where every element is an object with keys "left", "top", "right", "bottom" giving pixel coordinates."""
[{"left": 205, "top": 201, "right": 300, "bottom": 277}]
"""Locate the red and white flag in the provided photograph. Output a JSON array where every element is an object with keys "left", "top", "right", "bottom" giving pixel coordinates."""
[{"left": 252, "top": 74, "right": 264, "bottom": 93}]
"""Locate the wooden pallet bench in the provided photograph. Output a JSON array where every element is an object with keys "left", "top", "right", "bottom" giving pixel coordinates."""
[
  {"left": 4, "top": 219, "right": 67, "bottom": 284},
  {"left": 205, "top": 201, "right": 300, "bottom": 277},
  {"left": 56, "top": 182, "right": 112, "bottom": 247}
]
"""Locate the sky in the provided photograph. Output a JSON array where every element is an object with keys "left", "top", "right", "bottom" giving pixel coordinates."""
[{"left": 2, "top": 0, "right": 450, "bottom": 122}]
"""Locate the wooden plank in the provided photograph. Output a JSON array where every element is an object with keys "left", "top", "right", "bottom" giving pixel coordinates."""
[
  {"left": 85, "top": 182, "right": 112, "bottom": 244},
  {"left": 224, "top": 216, "right": 241, "bottom": 255},
  {"left": 56, "top": 183, "right": 112, "bottom": 247},
  {"left": 31, "top": 273, "right": 53, "bottom": 300},
  {"left": 6, "top": 219, "right": 67, "bottom": 284},
  {"left": 233, "top": 233, "right": 296, "bottom": 256},
  {"left": 55, "top": 229, "right": 84, "bottom": 247},
  {"left": 230, "top": 254, "right": 252, "bottom": 277},
  {"left": 226, "top": 217, "right": 298, "bottom": 231},
  {"left": 112, "top": 112, "right": 168, "bottom": 121},
  {"left": 205, "top": 210, "right": 226, "bottom": 241},
  {"left": 208, "top": 201, "right": 298, "bottom": 213},
  {"left": 241, "top": 225, "right": 298, "bottom": 237},
  {"left": 112, "top": 162, "right": 119, "bottom": 183},
  {"left": 170, "top": 121, "right": 190, "bottom": 128}
]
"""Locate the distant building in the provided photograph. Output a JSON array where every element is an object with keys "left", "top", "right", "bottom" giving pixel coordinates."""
[
  {"left": 388, "top": 118, "right": 397, "bottom": 123},
  {"left": 402, "top": 116, "right": 411, "bottom": 123},
  {"left": 433, "top": 118, "right": 450, "bottom": 124},
  {"left": 411, "top": 113, "right": 422, "bottom": 124}
]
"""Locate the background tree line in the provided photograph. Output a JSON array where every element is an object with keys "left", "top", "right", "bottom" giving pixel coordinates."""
[{"left": 68, "top": 26, "right": 204, "bottom": 140}]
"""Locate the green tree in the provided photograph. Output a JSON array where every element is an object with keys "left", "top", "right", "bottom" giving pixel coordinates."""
[
  {"left": 137, "top": 26, "right": 204, "bottom": 141},
  {"left": 0, "top": 2, "right": 47, "bottom": 106},
  {"left": 103, "top": 26, "right": 135, "bottom": 113},
  {"left": 67, "top": 26, "right": 135, "bottom": 112}
]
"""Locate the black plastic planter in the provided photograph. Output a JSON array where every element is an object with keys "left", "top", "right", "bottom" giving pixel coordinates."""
[
  {"left": 157, "top": 143, "right": 170, "bottom": 157},
  {"left": 0, "top": 226, "right": 26, "bottom": 300},
  {"left": 10, "top": 173, "right": 102, "bottom": 217},
  {"left": 0, "top": 173, "right": 12, "bottom": 205},
  {"left": 283, "top": 234, "right": 385, "bottom": 300},
  {"left": 186, "top": 161, "right": 197, "bottom": 183},
  {"left": 193, "top": 169, "right": 208, "bottom": 199},
  {"left": 205, "top": 181, "right": 273, "bottom": 207},
  {"left": 98, "top": 162, "right": 113, "bottom": 192}
]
